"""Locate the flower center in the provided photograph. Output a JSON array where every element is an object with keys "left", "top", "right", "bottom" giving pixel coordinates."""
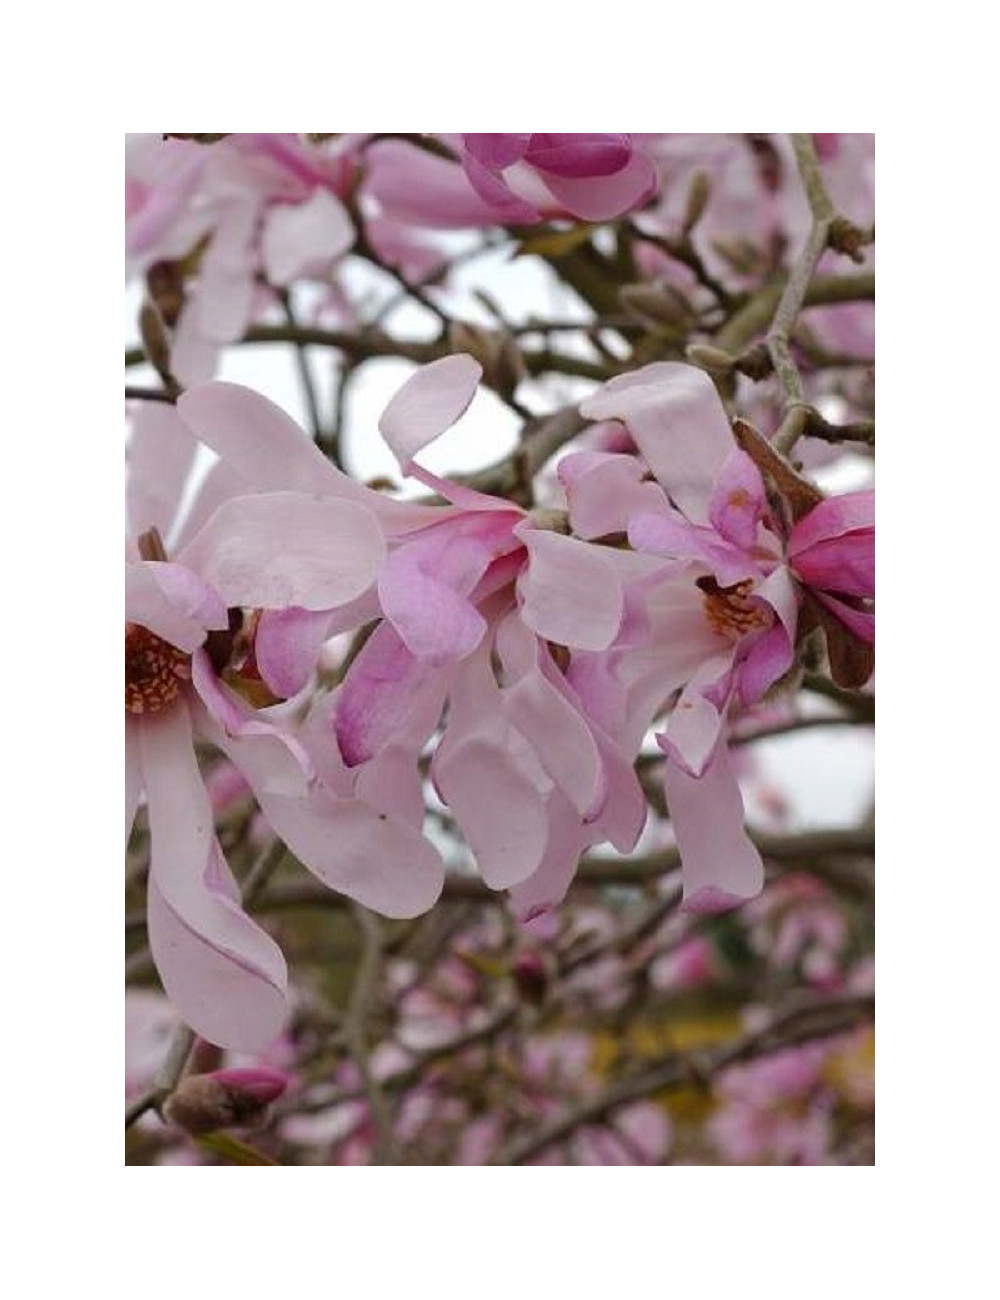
[
  {"left": 697, "top": 576, "right": 771, "bottom": 642},
  {"left": 125, "top": 623, "right": 191, "bottom": 715}
]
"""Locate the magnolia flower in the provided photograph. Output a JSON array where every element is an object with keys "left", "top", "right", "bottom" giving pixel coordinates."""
[
  {"left": 365, "top": 134, "right": 656, "bottom": 229},
  {"left": 574, "top": 362, "right": 874, "bottom": 911},
  {"left": 127, "top": 134, "right": 357, "bottom": 384},
  {"left": 126, "top": 403, "right": 389, "bottom": 1049}
]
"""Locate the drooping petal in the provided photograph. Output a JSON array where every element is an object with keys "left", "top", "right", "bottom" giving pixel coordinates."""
[
  {"left": 378, "top": 355, "right": 483, "bottom": 473},
  {"left": 508, "top": 792, "right": 588, "bottom": 920},
  {"left": 461, "top": 152, "right": 543, "bottom": 223},
  {"left": 462, "top": 134, "right": 532, "bottom": 170},
  {"left": 708, "top": 449, "right": 768, "bottom": 551},
  {"left": 140, "top": 705, "right": 289, "bottom": 1050},
  {"left": 517, "top": 528, "right": 624, "bottom": 651},
  {"left": 261, "top": 189, "right": 354, "bottom": 285},
  {"left": 365, "top": 140, "right": 505, "bottom": 229},
  {"left": 811, "top": 590, "right": 876, "bottom": 644},
  {"left": 580, "top": 363, "right": 735, "bottom": 523},
  {"left": 125, "top": 560, "right": 227, "bottom": 652},
  {"left": 255, "top": 789, "right": 445, "bottom": 918},
  {"left": 662, "top": 745, "right": 764, "bottom": 913},
  {"left": 178, "top": 493, "right": 385, "bottom": 611},
  {"left": 435, "top": 736, "right": 549, "bottom": 890},
  {"left": 628, "top": 509, "right": 756, "bottom": 586}
]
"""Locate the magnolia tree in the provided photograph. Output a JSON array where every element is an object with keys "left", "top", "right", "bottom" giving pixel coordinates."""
[{"left": 125, "top": 133, "right": 874, "bottom": 1166}]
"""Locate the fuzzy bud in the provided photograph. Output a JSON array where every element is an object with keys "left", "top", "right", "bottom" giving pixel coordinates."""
[
  {"left": 163, "top": 1067, "right": 289, "bottom": 1135},
  {"left": 685, "top": 343, "right": 735, "bottom": 374},
  {"left": 619, "top": 281, "right": 693, "bottom": 333},
  {"left": 681, "top": 169, "right": 712, "bottom": 234}
]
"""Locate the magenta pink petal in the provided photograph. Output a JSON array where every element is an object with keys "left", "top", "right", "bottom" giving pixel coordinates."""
[
  {"left": 811, "top": 590, "right": 876, "bottom": 644},
  {"left": 708, "top": 449, "right": 768, "bottom": 551},
  {"left": 462, "top": 134, "right": 532, "bottom": 170},
  {"left": 461, "top": 152, "right": 543, "bottom": 223},
  {"left": 378, "top": 354, "right": 483, "bottom": 472},
  {"left": 662, "top": 746, "right": 764, "bottom": 912},
  {"left": 538, "top": 151, "right": 657, "bottom": 221},
  {"left": 524, "top": 134, "right": 631, "bottom": 178},
  {"left": 790, "top": 533, "right": 874, "bottom": 599},
  {"left": 787, "top": 490, "right": 875, "bottom": 554}
]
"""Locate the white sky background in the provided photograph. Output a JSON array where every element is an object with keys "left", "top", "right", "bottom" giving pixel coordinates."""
[{"left": 125, "top": 241, "right": 873, "bottom": 832}]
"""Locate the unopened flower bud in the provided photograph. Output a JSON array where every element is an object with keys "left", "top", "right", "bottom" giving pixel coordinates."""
[
  {"left": 512, "top": 952, "right": 549, "bottom": 1005},
  {"left": 681, "top": 169, "right": 712, "bottom": 234},
  {"left": 448, "top": 321, "right": 525, "bottom": 400},
  {"left": 138, "top": 300, "right": 179, "bottom": 396},
  {"left": 685, "top": 343, "right": 735, "bottom": 374},
  {"left": 163, "top": 1067, "right": 289, "bottom": 1135},
  {"left": 620, "top": 281, "right": 693, "bottom": 332}
]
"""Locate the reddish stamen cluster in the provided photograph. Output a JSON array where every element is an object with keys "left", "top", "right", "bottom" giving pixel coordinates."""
[
  {"left": 125, "top": 622, "right": 191, "bottom": 715},
  {"left": 698, "top": 576, "right": 771, "bottom": 641}
]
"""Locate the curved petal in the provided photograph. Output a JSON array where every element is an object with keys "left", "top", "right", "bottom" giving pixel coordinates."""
[
  {"left": 365, "top": 140, "right": 504, "bottom": 229},
  {"left": 179, "top": 493, "right": 385, "bottom": 611},
  {"left": 462, "top": 134, "right": 531, "bottom": 170},
  {"left": 525, "top": 134, "right": 631, "bottom": 178},
  {"left": 663, "top": 745, "right": 764, "bottom": 913},
  {"left": 261, "top": 189, "right": 354, "bottom": 285},
  {"left": 518, "top": 529, "right": 624, "bottom": 651},
  {"left": 508, "top": 792, "right": 587, "bottom": 920},
  {"left": 558, "top": 451, "right": 667, "bottom": 540},
  {"left": 125, "top": 560, "right": 227, "bottom": 652},
  {"left": 378, "top": 355, "right": 483, "bottom": 472},
  {"left": 461, "top": 152, "right": 542, "bottom": 223},
  {"left": 254, "top": 607, "right": 337, "bottom": 698},
  {"left": 580, "top": 363, "right": 735, "bottom": 523},
  {"left": 140, "top": 705, "right": 289, "bottom": 1051},
  {"left": 539, "top": 150, "right": 657, "bottom": 221},
  {"left": 790, "top": 533, "right": 874, "bottom": 600},
  {"left": 811, "top": 590, "right": 875, "bottom": 644},
  {"left": 502, "top": 664, "right": 603, "bottom": 816},
  {"left": 127, "top": 403, "right": 197, "bottom": 539},
  {"left": 738, "top": 566, "right": 799, "bottom": 704}
]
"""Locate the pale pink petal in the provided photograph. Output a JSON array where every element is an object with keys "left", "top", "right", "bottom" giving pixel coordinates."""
[
  {"left": 518, "top": 528, "right": 624, "bottom": 650},
  {"left": 127, "top": 404, "right": 197, "bottom": 539},
  {"left": 628, "top": 509, "right": 755, "bottom": 585},
  {"left": 174, "top": 457, "right": 248, "bottom": 551},
  {"left": 658, "top": 650, "right": 735, "bottom": 777},
  {"left": 663, "top": 745, "right": 764, "bottom": 913},
  {"left": 580, "top": 363, "right": 735, "bottom": 523},
  {"left": 377, "top": 530, "right": 493, "bottom": 664},
  {"left": 178, "top": 493, "right": 385, "bottom": 611},
  {"left": 539, "top": 150, "right": 657, "bottom": 221},
  {"left": 509, "top": 792, "right": 587, "bottom": 919},
  {"left": 708, "top": 450, "right": 768, "bottom": 551},
  {"left": 378, "top": 355, "right": 483, "bottom": 472},
  {"left": 558, "top": 451, "right": 667, "bottom": 540},
  {"left": 503, "top": 665, "right": 603, "bottom": 816},
  {"left": 365, "top": 140, "right": 503, "bottom": 229},
  {"left": 255, "top": 789, "right": 445, "bottom": 918},
  {"left": 177, "top": 382, "right": 366, "bottom": 500},
  {"left": 125, "top": 560, "right": 227, "bottom": 652},
  {"left": 140, "top": 705, "right": 289, "bottom": 1050},
  {"left": 587, "top": 724, "right": 647, "bottom": 853},
  {"left": 261, "top": 189, "right": 355, "bottom": 285}
]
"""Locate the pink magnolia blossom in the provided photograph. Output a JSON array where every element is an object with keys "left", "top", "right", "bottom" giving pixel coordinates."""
[
  {"left": 365, "top": 134, "right": 656, "bottom": 229},
  {"left": 572, "top": 362, "right": 874, "bottom": 912}
]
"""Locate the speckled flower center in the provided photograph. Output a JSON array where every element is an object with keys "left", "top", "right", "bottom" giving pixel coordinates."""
[
  {"left": 698, "top": 577, "right": 771, "bottom": 641},
  {"left": 125, "top": 623, "right": 191, "bottom": 715}
]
